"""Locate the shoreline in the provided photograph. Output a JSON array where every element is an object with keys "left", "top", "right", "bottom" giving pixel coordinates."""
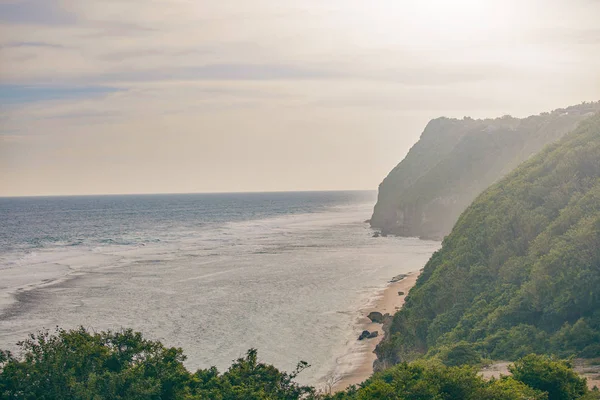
[{"left": 332, "top": 271, "right": 421, "bottom": 391}]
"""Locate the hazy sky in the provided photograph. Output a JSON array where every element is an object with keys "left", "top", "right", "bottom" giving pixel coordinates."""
[{"left": 1, "top": 0, "right": 599, "bottom": 196}]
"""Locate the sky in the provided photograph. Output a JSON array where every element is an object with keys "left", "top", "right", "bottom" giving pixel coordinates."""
[{"left": 1, "top": 0, "right": 599, "bottom": 196}]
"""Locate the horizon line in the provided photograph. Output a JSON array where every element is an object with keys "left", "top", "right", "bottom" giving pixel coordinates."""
[{"left": 0, "top": 188, "right": 377, "bottom": 199}]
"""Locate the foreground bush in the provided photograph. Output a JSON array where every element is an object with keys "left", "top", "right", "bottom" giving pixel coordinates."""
[
  {"left": 0, "top": 328, "right": 596, "bottom": 399},
  {"left": 509, "top": 355, "right": 588, "bottom": 400},
  {"left": 0, "top": 327, "right": 315, "bottom": 400},
  {"left": 329, "top": 362, "right": 549, "bottom": 400}
]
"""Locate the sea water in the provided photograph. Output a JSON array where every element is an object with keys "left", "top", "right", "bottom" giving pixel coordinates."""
[{"left": 0, "top": 191, "right": 439, "bottom": 385}]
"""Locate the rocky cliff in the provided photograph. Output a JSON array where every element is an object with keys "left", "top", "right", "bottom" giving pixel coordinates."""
[
  {"left": 375, "top": 111, "right": 600, "bottom": 366},
  {"left": 370, "top": 102, "right": 600, "bottom": 239}
]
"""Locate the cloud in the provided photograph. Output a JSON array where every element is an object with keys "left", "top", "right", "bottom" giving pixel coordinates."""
[
  {"left": 92, "top": 64, "right": 346, "bottom": 84},
  {"left": 536, "top": 27, "right": 600, "bottom": 46},
  {"left": 0, "top": 41, "right": 66, "bottom": 49},
  {"left": 0, "top": 84, "right": 122, "bottom": 104},
  {"left": 0, "top": 0, "right": 75, "bottom": 25},
  {"left": 1, "top": 0, "right": 599, "bottom": 195},
  {"left": 3, "top": 0, "right": 598, "bottom": 88}
]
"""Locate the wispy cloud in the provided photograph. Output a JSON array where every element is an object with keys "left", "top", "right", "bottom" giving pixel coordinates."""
[
  {"left": 1, "top": 0, "right": 599, "bottom": 195},
  {"left": 0, "top": 84, "right": 122, "bottom": 104},
  {"left": 0, "top": 0, "right": 75, "bottom": 25},
  {"left": 0, "top": 41, "right": 66, "bottom": 49},
  {"left": 95, "top": 64, "right": 346, "bottom": 84}
]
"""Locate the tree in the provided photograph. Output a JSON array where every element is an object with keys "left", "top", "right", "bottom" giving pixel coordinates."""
[
  {"left": 0, "top": 328, "right": 316, "bottom": 400},
  {"left": 485, "top": 377, "right": 548, "bottom": 400},
  {"left": 0, "top": 327, "right": 190, "bottom": 399},
  {"left": 438, "top": 342, "right": 482, "bottom": 367},
  {"left": 509, "top": 354, "right": 588, "bottom": 400}
]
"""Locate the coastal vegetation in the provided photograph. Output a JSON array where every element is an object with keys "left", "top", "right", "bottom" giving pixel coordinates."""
[
  {"left": 1, "top": 327, "right": 597, "bottom": 399},
  {"left": 370, "top": 102, "right": 600, "bottom": 239},
  {"left": 376, "top": 112, "right": 600, "bottom": 367},
  {"left": 3, "top": 110, "right": 600, "bottom": 400},
  {"left": 0, "top": 328, "right": 315, "bottom": 400}
]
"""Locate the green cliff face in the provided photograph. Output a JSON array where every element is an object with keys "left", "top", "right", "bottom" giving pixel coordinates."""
[
  {"left": 371, "top": 102, "right": 600, "bottom": 239},
  {"left": 376, "top": 112, "right": 600, "bottom": 366}
]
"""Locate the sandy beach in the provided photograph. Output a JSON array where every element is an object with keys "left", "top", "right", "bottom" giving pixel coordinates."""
[
  {"left": 332, "top": 271, "right": 421, "bottom": 391},
  {"left": 331, "top": 270, "right": 600, "bottom": 393}
]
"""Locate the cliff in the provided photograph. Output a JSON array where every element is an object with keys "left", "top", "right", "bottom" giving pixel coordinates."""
[
  {"left": 371, "top": 102, "right": 600, "bottom": 239},
  {"left": 376, "top": 111, "right": 600, "bottom": 366}
]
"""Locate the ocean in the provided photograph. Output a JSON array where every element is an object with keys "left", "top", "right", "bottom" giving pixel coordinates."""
[{"left": 0, "top": 191, "right": 439, "bottom": 385}]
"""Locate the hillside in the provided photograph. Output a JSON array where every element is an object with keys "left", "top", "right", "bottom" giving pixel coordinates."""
[
  {"left": 375, "top": 112, "right": 600, "bottom": 367},
  {"left": 371, "top": 102, "right": 600, "bottom": 239}
]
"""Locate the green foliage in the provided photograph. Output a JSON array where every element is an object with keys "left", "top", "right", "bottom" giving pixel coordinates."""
[
  {"left": 578, "top": 389, "right": 600, "bottom": 400},
  {"left": 376, "top": 113, "right": 600, "bottom": 365},
  {"left": 437, "top": 342, "right": 482, "bottom": 367},
  {"left": 331, "top": 361, "right": 486, "bottom": 400},
  {"left": 0, "top": 327, "right": 315, "bottom": 400},
  {"left": 198, "top": 349, "right": 315, "bottom": 400},
  {"left": 0, "top": 327, "right": 190, "bottom": 400},
  {"left": 485, "top": 377, "right": 548, "bottom": 400},
  {"left": 509, "top": 355, "right": 588, "bottom": 400},
  {"left": 326, "top": 358, "right": 565, "bottom": 400},
  {"left": 1, "top": 328, "right": 595, "bottom": 399}
]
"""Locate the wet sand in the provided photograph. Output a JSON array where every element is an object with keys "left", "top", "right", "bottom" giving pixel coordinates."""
[{"left": 332, "top": 271, "right": 420, "bottom": 391}]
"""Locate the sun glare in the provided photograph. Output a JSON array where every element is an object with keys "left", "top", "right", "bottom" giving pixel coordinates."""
[{"left": 406, "top": 0, "right": 499, "bottom": 41}]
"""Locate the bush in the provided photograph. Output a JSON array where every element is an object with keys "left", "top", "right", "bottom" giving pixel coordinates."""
[
  {"left": 0, "top": 327, "right": 316, "bottom": 400},
  {"left": 485, "top": 377, "right": 548, "bottom": 400},
  {"left": 438, "top": 342, "right": 482, "bottom": 367},
  {"left": 510, "top": 354, "right": 588, "bottom": 400}
]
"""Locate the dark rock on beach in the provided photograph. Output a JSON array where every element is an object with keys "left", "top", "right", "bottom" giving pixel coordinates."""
[
  {"left": 358, "top": 330, "right": 371, "bottom": 340},
  {"left": 390, "top": 274, "right": 407, "bottom": 283},
  {"left": 367, "top": 311, "right": 384, "bottom": 323},
  {"left": 358, "top": 330, "right": 380, "bottom": 340}
]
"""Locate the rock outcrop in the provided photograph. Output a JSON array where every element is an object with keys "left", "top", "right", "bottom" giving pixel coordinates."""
[
  {"left": 358, "top": 330, "right": 380, "bottom": 340},
  {"left": 371, "top": 102, "right": 600, "bottom": 239},
  {"left": 376, "top": 112, "right": 600, "bottom": 365},
  {"left": 367, "top": 312, "right": 384, "bottom": 323},
  {"left": 358, "top": 330, "right": 371, "bottom": 340}
]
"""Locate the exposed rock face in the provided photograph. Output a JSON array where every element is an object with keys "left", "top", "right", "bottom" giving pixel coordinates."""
[
  {"left": 371, "top": 102, "right": 600, "bottom": 240},
  {"left": 367, "top": 312, "right": 384, "bottom": 323}
]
